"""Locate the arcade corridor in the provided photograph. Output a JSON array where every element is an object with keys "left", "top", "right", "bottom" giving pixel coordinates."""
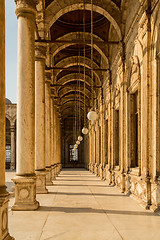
[{"left": 7, "top": 169, "right": 160, "bottom": 240}]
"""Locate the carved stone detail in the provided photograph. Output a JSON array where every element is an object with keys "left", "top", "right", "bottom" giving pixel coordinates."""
[{"left": 11, "top": 176, "right": 39, "bottom": 211}]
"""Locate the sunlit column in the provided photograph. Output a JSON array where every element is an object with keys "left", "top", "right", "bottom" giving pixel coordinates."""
[
  {"left": 35, "top": 43, "right": 48, "bottom": 194},
  {"left": 12, "top": 0, "right": 39, "bottom": 211},
  {"left": 53, "top": 103, "right": 57, "bottom": 177},
  {"left": 50, "top": 97, "right": 55, "bottom": 180},
  {"left": 45, "top": 72, "right": 53, "bottom": 185},
  {"left": 0, "top": 1, "right": 14, "bottom": 238}
]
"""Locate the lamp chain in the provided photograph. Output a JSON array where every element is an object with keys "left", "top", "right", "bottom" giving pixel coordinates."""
[
  {"left": 83, "top": 0, "right": 86, "bottom": 127},
  {"left": 91, "top": 0, "right": 94, "bottom": 109}
]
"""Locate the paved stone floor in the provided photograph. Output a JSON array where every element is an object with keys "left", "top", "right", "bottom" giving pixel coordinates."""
[{"left": 6, "top": 169, "right": 160, "bottom": 240}]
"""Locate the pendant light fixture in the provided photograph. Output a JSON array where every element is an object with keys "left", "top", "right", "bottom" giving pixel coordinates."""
[
  {"left": 76, "top": 140, "right": 80, "bottom": 145},
  {"left": 87, "top": 0, "right": 98, "bottom": 121},
  {"left": 82, "top": 127, "right": 88, "bottom": 135},
  {"left": 82, "top": 0, "right": 89, "bottom": 134},
  {"left": 78, "top": 135, "right": 83, "bottom": 141},
  {"left": 77, "top": 41, "right": 83, "bottom": 142}
]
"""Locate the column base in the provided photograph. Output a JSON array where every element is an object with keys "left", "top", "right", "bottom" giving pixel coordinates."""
[
  {"left": 51, "top": 165, "right": 56, "bottom": 181},
  {"left": 58, "top": 163, "right": 61, "bottom": 174},
  {"left": 125, "top": 173, "right": 131, "bottom": 195},
  {"left": 100, "top": 165, "right": 104, "bottom": 180},
  {"left": 150, "top": 178, "right": 160, "bottom": 212},
  {"left": 94, "top": 164, "right": 99, "bottom": 176},
  {"left": 0, "top": 197, "right": 14, "bottom": 239},
  {"left": 55, "top": 165, "right": 58, "bottom": 177},
  {"left": 46, "top": 167, "right": 53, "bottom": 186},
  {"left": 35, "top": 171, "right": 48, "bottom": 194},
  {"left": 105, "top": 168, "right": 113, "bottom": 185},
  {"left": 91, "top": 163, "right": 95, "bottom": 173},
  {"left": 11, "top": 176, "right": 39, "bottom": 211}
]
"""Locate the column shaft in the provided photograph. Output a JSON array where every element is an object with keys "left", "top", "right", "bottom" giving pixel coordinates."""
[
  {"left": 51, "top": 98, "right": 55, "bottom": 180},
  {"left": 53, "top": 105, "right": 57, "bottom": 177},
  {"left": 12, "top": 0, "right": 39, "bottom": 211},
  {"left": 35, "top": 43, "right": 48, "bottom": 194},
  {"left": 16, "top": 7, "right": 36, "bottom": 175},
  {"left": 0, "top": 1, "right": 14, "bottom": 238},
  {"left": 0, "top": 0, "right": 6, "bottom": 191},
  {"left": 45, "top": 78, "right": 53, "bottom": 185}
]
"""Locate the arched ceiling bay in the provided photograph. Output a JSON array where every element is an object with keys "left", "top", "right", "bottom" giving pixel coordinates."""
[{"left": 43, "top": 0, "right": 122, "bottom": 120}]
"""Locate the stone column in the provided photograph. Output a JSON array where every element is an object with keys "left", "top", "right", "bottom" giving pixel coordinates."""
[
  {"left": 53, "top": 103, "right": 57, "bottom": 178},
  {"left": 10, "top": 124, "right": 16, "bottom": 170},
  {"left": 53, "top": 105, "right": 57, "bottom": 177},
  {"left": 105, "top": 83, "right": 114, "bottom": 185},
  {"left": 88, "top": 123, "right": 92, "bottom": 172},
  {"left": 0, "top": 1, "right": 14, "bottom": 238},
  {"left": 90, "top": 125, "right": 94, "bottom": 172},
  {"left": 45, "top": 73, "right": 53, "bottom": 185},
  {"left": 12, "top": 0, "right": 39, "bottom": 211},
  {"left": 55, "top": 108, "right": 61, "bottom": 176},
  {"left": 95, "top": 121, "right": 99, "bottom": 176},
  {"left": 35, "top": 43, "right": 48, "bottom": 194},
  {"left": 118, "top": 57, "right": 126, "bottom": 193},
  {"left": 100, "top": 100, "right": 105, "bottom": 180},
  {"left": 58, "top": 112, "right": 62, "bottom": 173},
  {"left": 50, "top": 97, "right": 55, "bottom": 180},
  {"left": 139, "top": 12, "right": 152, "bottom": 209}
]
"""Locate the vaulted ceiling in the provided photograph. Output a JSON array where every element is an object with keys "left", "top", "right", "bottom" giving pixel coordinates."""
[{"left": 42, "top": 0, "right": 122, "bottom": 123}]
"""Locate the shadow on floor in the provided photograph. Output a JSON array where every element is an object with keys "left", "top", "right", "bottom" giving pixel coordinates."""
[
  {"left": 48, "top": 192, "right": 128, "bottom": 197},
  {"left": 56, "top": 179, "right": 101, "bottom": 181},
  {"left": 38, "top": 206, "right": 158, "bottom": 216},
  {"left": 53, "top": 184, "right": 113, "bottom": 187}
]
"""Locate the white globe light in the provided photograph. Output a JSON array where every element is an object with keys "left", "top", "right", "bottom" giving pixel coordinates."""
[
  {"left": 87, "top": 110, "right": 97, "bottom": 121},
  {"left": 76, "top": 140, "right": 80, "bottom": 145},
  {"left": 82, "top": 127, "right": 88, "bottom": 135},
  {"left": 74, "top": 144, "right": 78, "bottom": 148},
  {"left": 78, "top": 136, "right": 83, "bottom": 141}
]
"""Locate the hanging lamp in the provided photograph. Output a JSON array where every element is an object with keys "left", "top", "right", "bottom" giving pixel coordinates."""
[
  {"left": 81, "top": 0, "right": 89, "bottom": 134},
  {"left": 76, "top": 140, "right": 80, "bottom": 145},
  {"left": 78, "top": 135, "right": 83, "bottom": 141},
  {"left": 87, "top": 0, "right": 97, "bottom": 121},
  {"left": 82, "top": 127, "right": 88, "bottom": 135}
]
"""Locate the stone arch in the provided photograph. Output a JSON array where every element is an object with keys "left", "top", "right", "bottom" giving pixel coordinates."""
[
  {"left": 61, "top": 98, "right": 88, "bottom": 108},
  {"left": 60, "top": 94, "right": 90, "bottom": 107},
  {"left": 50, "top": 32, "right": 109, "bottom": 64},
  {"left": 61, "top": 102, "right": 85, "bottom": 114},
  {"left": 45, "top": 1, "right": 122, "bottom": 40},
  {"left": 5, "top": 114, "right": 12, "bottom": 124},
  {"left": 58, "top": 88, "right": 91, "bottom": 99},
  {"left": 54, "top": 56, "right": 102, "bottom": 83},
  {"left": 57, "top": 73, "right": 92, "bottom": 87}
]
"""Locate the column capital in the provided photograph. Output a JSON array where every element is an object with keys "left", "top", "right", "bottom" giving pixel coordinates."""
[
  {"left": 35, "top": 42, "right": 46, "bottom": 61},
  {"left": 15, "top": 0, "right": 37, "bottom": 18}
]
